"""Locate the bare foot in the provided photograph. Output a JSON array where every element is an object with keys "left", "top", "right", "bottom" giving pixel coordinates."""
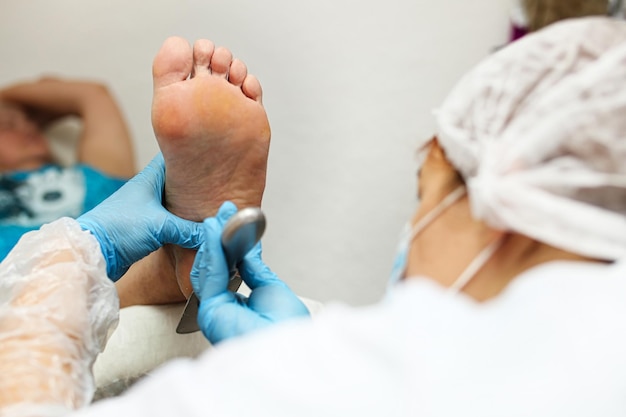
[{"left": 151, "top": 37, "right": 271, "bottom": 298}]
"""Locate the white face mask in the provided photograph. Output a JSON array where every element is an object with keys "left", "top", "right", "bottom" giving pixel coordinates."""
[{"left": 388, "top": 186, "right": 503, "bottom": 295}]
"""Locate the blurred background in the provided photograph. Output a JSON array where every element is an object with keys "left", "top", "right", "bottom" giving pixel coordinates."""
[{"left": 0, "top": 0, "right": 513, "bottom": 306}]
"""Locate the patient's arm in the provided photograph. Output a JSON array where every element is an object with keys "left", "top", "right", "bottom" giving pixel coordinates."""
[
  {"left": 0, "top": 77, "right": 136, "bottom": 179},
  {"left": 0, "top": 218, "right": 118, "bottom": 416}
]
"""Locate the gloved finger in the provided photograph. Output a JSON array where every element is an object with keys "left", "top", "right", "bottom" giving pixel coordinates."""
[
  {"left": 242, "top": 242, "right": 310, "bottom": 320},
  {"left": 190, "top": 217, "right": 231, "bottom": 301},
  {"left": 143, "top": 153, "right": 166, "bottom": 185},
  {"left": 215, "top": 201, "right": 238, "bottom": 227},
  {"left": 133, "top": 153, "right": 166, "bottom": 195},
  {"left": 189, "top": 234, "right": 210, "bottom": 298},
  {"left": 239, "top": 241, "right": 285, "bottom": 290},
  {"left": 158, "top": 214, "right": 204, "bottom": 249}
]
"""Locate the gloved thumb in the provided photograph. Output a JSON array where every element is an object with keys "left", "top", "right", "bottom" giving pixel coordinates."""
[
  {"left": 239, "top": 242, "right": 283, "bottom": 290},
  {"left": 157, "top": 214, "right": 204, "bottom": 249}
]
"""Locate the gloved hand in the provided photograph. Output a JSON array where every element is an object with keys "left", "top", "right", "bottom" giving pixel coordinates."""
[
  {"left": 191, "top": 201, "right": 310, "bottom": 344},
  {"left": 78, "top": 153, "right": 202, "bottom": 280}
]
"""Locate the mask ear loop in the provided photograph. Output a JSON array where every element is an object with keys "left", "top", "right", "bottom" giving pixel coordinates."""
[
  {"left": 407, "top": 186, "right": 467, "bottom": 243},
  {"left": 447, "top": 235, "right": 505, "bottom": 294}
]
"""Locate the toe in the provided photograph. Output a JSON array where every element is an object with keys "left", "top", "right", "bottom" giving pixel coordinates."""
[
  {"left": 228, "top": 59, "right": 248, "bottom": 87},
  {"left": 209, "top": 47, "right": 233, "bottom": 78},
  {"left": 191, "top": 39, "right": 215, "bottom": 78},
  {"left": 241, "top": 74, "right": 263, "bottom": 103},
  {"left": 153, "top": 37, "right": 193, "bottom": 89}
]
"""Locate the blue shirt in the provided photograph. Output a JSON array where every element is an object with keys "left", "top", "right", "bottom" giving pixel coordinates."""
[{"left": 0, "top": 164, "right": 126, "bottom": 261}]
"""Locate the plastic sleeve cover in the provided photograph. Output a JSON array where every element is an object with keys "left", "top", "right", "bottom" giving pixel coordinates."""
[{"left": 0, "top": 217, "right": 119, "bottom": 417}]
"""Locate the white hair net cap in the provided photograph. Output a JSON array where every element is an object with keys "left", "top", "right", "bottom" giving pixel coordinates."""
[{"left": 436, "top": 17, "right": 626, "bottom": 261}]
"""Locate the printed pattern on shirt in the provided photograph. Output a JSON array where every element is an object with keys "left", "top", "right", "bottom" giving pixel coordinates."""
[{"left": 0, "top": 167, "right": 86, "bottom": 227}]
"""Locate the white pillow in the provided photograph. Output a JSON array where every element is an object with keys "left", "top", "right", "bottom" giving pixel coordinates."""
[
  {"left": 93, "top": 291, "right": 324, "bottom": 399},
  {"left": 93, "top": 302, "right": 210, "bottom": 399}
]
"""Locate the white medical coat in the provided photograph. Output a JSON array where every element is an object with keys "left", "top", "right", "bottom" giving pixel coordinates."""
[{"left": 74, "top": 259, "right": 626, "bottom": 416}]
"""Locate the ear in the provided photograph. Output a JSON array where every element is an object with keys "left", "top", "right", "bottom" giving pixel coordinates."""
[
  {"left": 421, "top": 136, "right": 463, "bottom": 194},
  {"left": 429, "top": 136, "right": 455, "bottom": 167}
]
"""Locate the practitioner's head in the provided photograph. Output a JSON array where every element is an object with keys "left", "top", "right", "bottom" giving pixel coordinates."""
[
  {"left": 522, "top": 0, "right": 609, "bottom": 32},
  {"left": 403, "top": 17, "right": 626, "bottom": 290}
]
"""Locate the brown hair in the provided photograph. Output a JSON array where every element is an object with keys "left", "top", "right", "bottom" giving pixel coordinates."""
[{"left": 523, "top": 0, "right": 609, "bottom": 32}]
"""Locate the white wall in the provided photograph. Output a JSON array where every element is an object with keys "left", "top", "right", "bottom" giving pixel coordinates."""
[{"left": 0, "top": 0, "right": 514, "bottom": 305}]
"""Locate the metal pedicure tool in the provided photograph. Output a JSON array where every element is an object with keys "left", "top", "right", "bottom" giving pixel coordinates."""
[{"left": 176, "top": 207, "right": 266, "bottom": 334}]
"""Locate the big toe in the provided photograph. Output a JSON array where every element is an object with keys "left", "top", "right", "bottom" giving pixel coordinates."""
[{"left": 153, "top": 36, "right": 193, "bottom": 89}]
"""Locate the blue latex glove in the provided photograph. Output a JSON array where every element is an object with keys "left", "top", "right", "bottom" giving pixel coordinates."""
[
  {"left": 78, "top": 153, "right": 202, "bottom": 280},
  {"left": 191, "top": 201, "right": 310, "bottom": 344}
]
